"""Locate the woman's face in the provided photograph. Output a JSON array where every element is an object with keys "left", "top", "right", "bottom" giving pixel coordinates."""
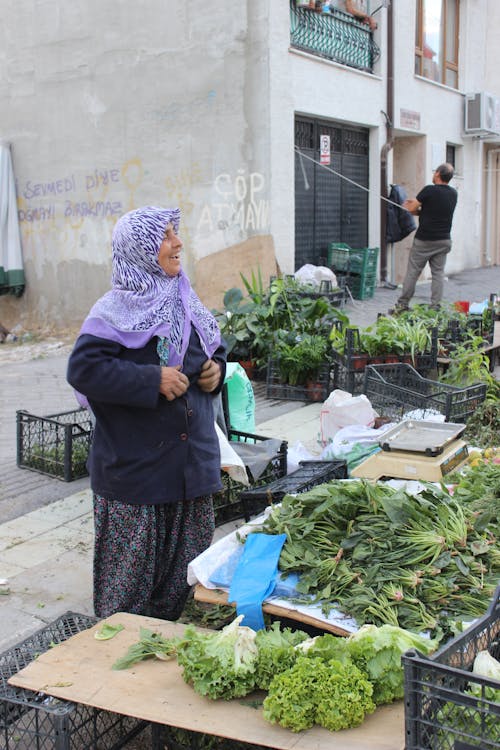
[{"left": 158, "top": 223, "right": 183, "bottom": 276}]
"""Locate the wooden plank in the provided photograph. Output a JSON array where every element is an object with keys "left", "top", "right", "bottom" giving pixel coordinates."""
[
  {"left": 194, "top": 583, "right": 352, "bottom": 636},
  {"left": 8, "top": 611, "right": 405, "bottom": 750}
]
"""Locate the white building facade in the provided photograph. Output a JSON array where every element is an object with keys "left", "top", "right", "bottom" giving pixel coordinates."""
[{"left": 0, "top": 0, "right": 499, "bottom": 330}]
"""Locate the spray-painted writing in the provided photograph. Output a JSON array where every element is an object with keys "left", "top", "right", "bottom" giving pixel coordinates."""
[
  {"left": 85, "top": 169, "right": 120, "bottom": 191},
  {"left": 64, "top": 200, "right": 122, "bottom": 218},
  {"left": 18, "top": 205, "right": 56, "bottom": 222},
  {"left": 197, "top": 170, "right": 269, "bottom": 233},
  {"left": 23, "top": 176, "right": 76, "bottom": 200}
]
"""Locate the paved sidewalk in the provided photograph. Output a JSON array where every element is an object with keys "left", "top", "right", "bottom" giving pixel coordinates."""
[{"left": 0, "top": 265, "right": 499, "bottom": 653}]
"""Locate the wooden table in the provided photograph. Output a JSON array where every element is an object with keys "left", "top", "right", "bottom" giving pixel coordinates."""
[
  {"left": 9, "top": 611, "right": 406, "bottom": 750},
  {"left": 194, "top": 583, "right": 354, "bottom": 636}
]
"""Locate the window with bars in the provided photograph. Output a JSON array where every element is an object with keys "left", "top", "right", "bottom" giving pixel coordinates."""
[{"left": 414, "top": 0, "right": 459, "bottom": 88}]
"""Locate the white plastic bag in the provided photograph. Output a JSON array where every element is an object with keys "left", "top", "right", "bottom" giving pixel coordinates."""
[
  {"left": 320, "top": 389, "right": 377, "bottom": 443},
  {"left": 215, "top": 423, "right": 249, "bottom": 485},
  {"left": 286, "top": 441, "right": 316, "bottom": 474},
  {"left": 294, "top": 264, "right": 337, "bottom": 288}
]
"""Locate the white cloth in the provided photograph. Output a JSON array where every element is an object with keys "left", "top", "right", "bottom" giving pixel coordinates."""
[{"left": 0, "top": 143, "right": 24, "bottom": 281}]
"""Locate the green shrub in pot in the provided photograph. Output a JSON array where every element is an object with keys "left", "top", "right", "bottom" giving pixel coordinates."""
[{"left": 274, "top": 333, "right": 330, "bottom": 386}]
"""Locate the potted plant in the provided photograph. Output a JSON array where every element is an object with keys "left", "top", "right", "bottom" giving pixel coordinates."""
[
  {"left": 274, "top": 333, "right": 330, "bottom": 388},
  {"left": 213, "top": 287, "right": 256, "bottom": 368}
]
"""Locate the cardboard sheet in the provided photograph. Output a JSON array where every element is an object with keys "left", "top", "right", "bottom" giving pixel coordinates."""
[{"left": 9, "top": 611, "right": 405, "bottom": 750}]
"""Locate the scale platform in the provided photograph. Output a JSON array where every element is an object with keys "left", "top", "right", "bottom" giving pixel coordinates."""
[{"left": 351, "top": 420, "right": 469, "bottom": 481}]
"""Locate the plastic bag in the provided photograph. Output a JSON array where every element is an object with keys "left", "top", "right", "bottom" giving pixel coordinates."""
[
  {"left": 286, "top": 441, "right": 316, "bottom": 474},
  {"left": 320, "top": 389, "right": 377, "bottom": 444},
  {"left": 215, "top": 423, "right": 249, "bottom": 485},
  {"left": 228, "top": 532, "right": 287, "bottom": 631},
  {"left": 224, "top": 362, "right": 256, "bottom": 433},
  {"left": 294, "top": 263, "right": 337, "bottom": 288}
]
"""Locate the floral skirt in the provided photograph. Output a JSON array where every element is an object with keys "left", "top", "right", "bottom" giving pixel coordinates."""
[{"left": 93, "top": 494, "right": 215, "bottom": 620}]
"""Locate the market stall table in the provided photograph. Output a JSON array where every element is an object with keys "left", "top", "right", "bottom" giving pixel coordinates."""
[{"left": 8, "top": 611, "right": 405, "bottom": 750}]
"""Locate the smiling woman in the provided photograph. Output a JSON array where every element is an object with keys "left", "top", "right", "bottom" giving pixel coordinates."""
[
  {"left": 66, "top": 205, "right": 227, "bottom": 623},
  {"left": 158, "top": 222, "right": 183, "bottom": 275}
]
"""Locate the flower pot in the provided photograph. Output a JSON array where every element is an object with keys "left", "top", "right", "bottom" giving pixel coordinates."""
[
  {"left": 306, "top": 380, "right": 325, "bottom": 402},
  {"left": 352, "top": 355, "right": 369, "bottom": 370},
  {"left": 238, "top": 360, "right": 255, "bottom": 380}
]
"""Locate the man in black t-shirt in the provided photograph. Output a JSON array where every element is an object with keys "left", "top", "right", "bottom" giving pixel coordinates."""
[{"left": 394, "top": 163, "right": 457, "bottom": 311}]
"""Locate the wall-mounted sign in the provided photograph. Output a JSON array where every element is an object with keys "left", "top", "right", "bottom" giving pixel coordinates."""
[
  {"left": 320, "top": 134, "right": 331, "bottom": 165},
  {"left": 400, "top": 109, "right": 421, "bottom": 130}
]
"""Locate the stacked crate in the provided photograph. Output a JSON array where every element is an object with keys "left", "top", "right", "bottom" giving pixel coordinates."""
[{"left": 328, "top": 243, "right": 379, "bottom": 300}]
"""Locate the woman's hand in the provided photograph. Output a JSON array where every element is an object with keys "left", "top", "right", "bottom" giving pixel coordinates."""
[
  {"left": 159, "top": 365, "right": 190, "bottom": 401},
  {"left": 198, "top": 359, "right": 222, "bottom": 393}
]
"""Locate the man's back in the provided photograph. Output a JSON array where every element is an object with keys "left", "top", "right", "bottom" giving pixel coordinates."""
[{"left": 416, "top": 183, "right": 457, "bottom": 241}]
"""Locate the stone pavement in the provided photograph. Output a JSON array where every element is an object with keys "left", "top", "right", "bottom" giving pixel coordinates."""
[{"left": 0, "top": 265, "right": 499, "bottom": 654}]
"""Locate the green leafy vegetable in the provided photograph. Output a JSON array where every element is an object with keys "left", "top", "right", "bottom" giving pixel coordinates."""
[
  {"left": 176, "top": 615, "right": 258, "bottom": 700},
  {"left": 112, "top": 627, "right": 179, "bottom": 669},
  {"left": 346, "top": 624, "right": 438, "bottom": 705},
  {"left": 253, "top": 622, "right": 308, "bottom": 690},
  {"left": 263, "top": 656, "right": 375, "bottom": 732},
  {"left": 94, "top": 622, "right": 125, "bottom": 641}
]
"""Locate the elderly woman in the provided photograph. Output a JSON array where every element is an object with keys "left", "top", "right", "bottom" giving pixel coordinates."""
[{"left": 67, "top": 206, "right": 226, "bottom": 620}]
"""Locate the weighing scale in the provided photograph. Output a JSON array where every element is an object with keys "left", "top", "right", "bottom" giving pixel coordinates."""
[{"left": 351, "top": 420, "right": 469, "bottom": 481}]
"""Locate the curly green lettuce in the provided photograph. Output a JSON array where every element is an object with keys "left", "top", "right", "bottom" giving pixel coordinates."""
[
  {"left": 263, "top": 656, "right": 375, "bottom": 733},
  {"left": 254, "top": 622, "right": 309, "bottom": 690}
]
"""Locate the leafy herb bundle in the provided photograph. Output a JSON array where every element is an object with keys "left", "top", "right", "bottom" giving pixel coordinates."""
[{"left": 253, "top": 479, "right": 499, "bottom": 635}]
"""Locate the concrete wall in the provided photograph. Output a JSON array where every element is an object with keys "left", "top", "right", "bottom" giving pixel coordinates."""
[
  {"left": 2, "top": 0, "right": 500, "bottom": 331},
  {"left": 0, "top": 0, "right": 273, "bottom": 330}
]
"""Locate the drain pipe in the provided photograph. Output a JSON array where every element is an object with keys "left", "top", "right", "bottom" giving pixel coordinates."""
[
  {"left": 485, "top": 148, "right": 500, "bottom": 265},
  {"left": 379, "top": 0, "right": 394, "bottom": 283}
]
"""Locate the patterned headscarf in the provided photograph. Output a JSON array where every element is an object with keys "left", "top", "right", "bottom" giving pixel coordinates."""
[{"left": 79, "top": 206, "right": 221, "bottom": 365}]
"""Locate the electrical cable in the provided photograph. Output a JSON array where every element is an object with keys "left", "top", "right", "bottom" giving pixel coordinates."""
[{"left": 295, "top": 145, "right": 412, "bottom": 211}]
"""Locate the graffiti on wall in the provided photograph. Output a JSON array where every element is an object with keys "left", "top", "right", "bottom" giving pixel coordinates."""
[
  {"left": 197, "top": 169, "right": 270, "bottom": 235},
  {"left": 17, "top": 160, "right": 270, "bottom": 263}
]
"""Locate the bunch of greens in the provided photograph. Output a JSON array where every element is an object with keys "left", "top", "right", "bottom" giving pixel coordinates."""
[
  {"left": 175, "top": 616, "right": 259, "bottom": 700},
  {"left": 113, "top": 616, "right": 441, "bottom": 733},
  {"left": 112, "top": 627, "right": 179, "bottom": 670},
  {"left": 263, "top": 655, "right": 375, "bottom": 733},
  {"left": 447, "top": 455, "right": 500, "bottom": 548},
  {"left": 346, "top": 624, "right": 438, "bottom": 705},
  {"left": 254, "top": 621, "right": 309, "bottom": 690},
  {"left": 254, "top": 479, "right": 499, "bottom": 635}
]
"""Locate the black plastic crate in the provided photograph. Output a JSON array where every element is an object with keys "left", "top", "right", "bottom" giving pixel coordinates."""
[
  {"left": 152, "top": 725, "right": 269, "bottom": 749},
  {"left": 0, "top": 611, "right": 148, "bottom": 749},
  {"left": 403, "top": 583, "right": 500, "bottom": 750},
  {"left": 213, "top": 429, "right": 288, "bottom": 526},
  {"left": 332, "top": 327, "right": 438, "bottom": 395},
  {"left": 238, "top": 459, "right": 347, "bottom": 519},
  {"left": 16, "top": 408, "right": 93, "bottom": 481},
  {"left": 266, "top": 359, "right": 333, "bottom": 402},
  {"left": 439, "top": 315, "right": 491, "bottom": 355},
  {"left": 362, "top": 363, "right": 487, "bottom": 423},
  {"left": 292, "top": 280, "right": 346, "bottom": 307}
]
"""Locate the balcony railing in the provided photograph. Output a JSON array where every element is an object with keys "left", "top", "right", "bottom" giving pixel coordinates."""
[{"left": 290, "top": 1, "right": 380, "bottom": 73}]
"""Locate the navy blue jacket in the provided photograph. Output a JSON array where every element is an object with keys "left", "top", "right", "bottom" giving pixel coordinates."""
[{"left": 66, "top": 328, "right": 226, "bottom": 505}]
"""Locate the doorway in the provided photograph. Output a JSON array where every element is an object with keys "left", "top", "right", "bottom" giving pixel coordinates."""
[{"left": 294, "top": 116, "right": 369, "bottom": 269}]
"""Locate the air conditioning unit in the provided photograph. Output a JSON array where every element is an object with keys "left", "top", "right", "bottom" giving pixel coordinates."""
[{"left": 464, "top": 92, "right": 500, "bottom": 135}]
